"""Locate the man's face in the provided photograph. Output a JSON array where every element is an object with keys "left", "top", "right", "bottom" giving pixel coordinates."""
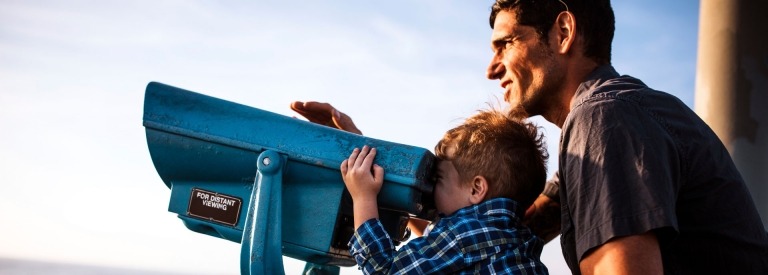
[
  {"left": 433, "top": 160, "right": 472, "bottom": 216},
  {"left": 486, "top": 9, "right": 563, "bottom": 116}
]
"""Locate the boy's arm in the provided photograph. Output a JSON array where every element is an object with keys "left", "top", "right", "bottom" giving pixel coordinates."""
[
  {"left": 340, "top": 146, "right": 384, "bottom": 228},
  {"left": 348, "top": 219, "right": 397, "bottom": 274},
  {"left": 341, "top": 146, "right": 392, "bottom": 273},
  {"left": 341, "top": 147, "right": 462, "bottom": 274}
]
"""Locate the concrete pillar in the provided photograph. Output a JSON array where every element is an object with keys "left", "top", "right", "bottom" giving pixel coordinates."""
[{"left": 695, "top": 0, "right": 768, "bottom": 227}]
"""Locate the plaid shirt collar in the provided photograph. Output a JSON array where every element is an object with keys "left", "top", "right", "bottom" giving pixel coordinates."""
[{"left": 438, "top": 197, "right": 521, "bottom": 223}]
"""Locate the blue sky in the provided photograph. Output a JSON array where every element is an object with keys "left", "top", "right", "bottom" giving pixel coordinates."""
[{"left": 0, "top": 1, "right": 699, "bottom": 274}]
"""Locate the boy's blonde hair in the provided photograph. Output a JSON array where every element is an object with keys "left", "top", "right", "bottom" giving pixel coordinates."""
[{"left": 434, "top": 109, "right": 548, "bottom": 213}]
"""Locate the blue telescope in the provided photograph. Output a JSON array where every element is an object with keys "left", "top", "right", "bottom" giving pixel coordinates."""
[{"left": 143, "top": 82, "right": 436, "bottom": 274}]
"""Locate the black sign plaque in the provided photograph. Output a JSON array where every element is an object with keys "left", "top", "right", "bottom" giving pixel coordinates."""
[{"left": 187, "top": 188, "right": 242, "bottom": 226}]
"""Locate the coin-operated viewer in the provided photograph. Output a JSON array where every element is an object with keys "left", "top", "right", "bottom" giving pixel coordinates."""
[{"left": 142, "top": 82, "right": 437, "bottom": 275}]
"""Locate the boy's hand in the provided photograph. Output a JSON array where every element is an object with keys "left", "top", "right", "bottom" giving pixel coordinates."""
[
  {"left": 341, "top": 146, "right": 384, "bottom": 229},
  {"left": 341, "top": 146, "right": 384, "bottom": 200}
]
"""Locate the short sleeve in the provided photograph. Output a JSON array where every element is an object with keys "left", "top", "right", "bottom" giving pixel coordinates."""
[{"left": 560, "top": 97, "right": 681, "bottom": 261}]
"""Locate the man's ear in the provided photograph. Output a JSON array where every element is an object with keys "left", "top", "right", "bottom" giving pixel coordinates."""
[
  {"left": 551, "top": 11, "right": 576, "bottom": 54},
  {"left": 469, "top": 176, "right": 488, "bottom": 204}
]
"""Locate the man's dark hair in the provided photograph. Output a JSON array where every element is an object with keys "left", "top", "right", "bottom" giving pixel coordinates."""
[{"left": 489, "top": 0, "right": 615, "bottom": 64}]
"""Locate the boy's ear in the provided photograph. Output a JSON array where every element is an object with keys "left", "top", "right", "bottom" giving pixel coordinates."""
[{"left": 469, "top": 176, "right": 488, "bottom": 204}]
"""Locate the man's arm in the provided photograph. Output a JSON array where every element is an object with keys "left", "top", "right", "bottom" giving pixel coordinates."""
[
  {"left": 579, "top": 232, "right": 663, "bottom": 275},
  {"left": 524, "top": 195, "right": 561, "bottom": 242},
  {"left": 524, "top": 176, "right": 562, "bottom": 243}
]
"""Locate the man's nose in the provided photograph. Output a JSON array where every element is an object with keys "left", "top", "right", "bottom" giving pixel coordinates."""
[{"left": 486, "top": 56, "right": 504, "bottom": 80}]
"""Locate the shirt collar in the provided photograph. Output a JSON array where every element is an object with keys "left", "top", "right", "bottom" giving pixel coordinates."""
[
  {"left": 570, "top": 64, "right": 620, "bottom": 110},
  {"left": 446, "top": 197, "right": 520, "bottom": 220}
]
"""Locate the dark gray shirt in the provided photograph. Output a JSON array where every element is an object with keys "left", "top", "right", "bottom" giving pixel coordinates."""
[{"left": 556, "top": 65, "right": 768, "bottom": 274}]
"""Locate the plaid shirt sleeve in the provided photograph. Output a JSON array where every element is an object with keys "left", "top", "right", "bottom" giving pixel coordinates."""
[
  {"left": 348, "top": 219, "right": 396, "bottom": 274},
  {"left": 348, "top": 218, "right": 466, "bottom": 274}
]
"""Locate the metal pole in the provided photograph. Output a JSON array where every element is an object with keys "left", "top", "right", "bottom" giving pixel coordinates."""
[
  {"left": 241, "top": 150, "right": 286, "bottom": 275},
  {"left": 695, "top": 0, "right": 768, "bottom": 227}
]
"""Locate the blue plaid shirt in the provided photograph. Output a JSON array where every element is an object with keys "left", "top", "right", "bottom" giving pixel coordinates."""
[{"left": 349, "top": 198, "right": 548, "bottom": 274}]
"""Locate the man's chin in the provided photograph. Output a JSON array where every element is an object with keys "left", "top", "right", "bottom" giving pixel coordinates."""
[
  {"left": 504, "top": 97, "right": 519, "bottom": 107},
  {"left": 507, "top": 103, "right": 530, "bottom": 119}
]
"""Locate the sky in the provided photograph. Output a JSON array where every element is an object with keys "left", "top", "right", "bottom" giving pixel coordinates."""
[{"left": 0, "top": 0, "right": 700, "bottom": 274}]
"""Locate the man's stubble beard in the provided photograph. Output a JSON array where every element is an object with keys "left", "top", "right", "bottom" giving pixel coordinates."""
[{"left": 519, "top": 47, "right": 565, "bottom": 120}]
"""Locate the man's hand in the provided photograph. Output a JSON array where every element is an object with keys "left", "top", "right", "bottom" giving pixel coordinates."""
[
  {"left": 290, "top": 101, "right": 362, "bottom": 134},
  {"left": 407, "top": 218, "right": 431, "bottom": 237},
  {"left": 523, "top": 195, "right": 562, "bottom": 242},
  {"left": 340, "top": 146, "right": 383, "bottom": 229}
]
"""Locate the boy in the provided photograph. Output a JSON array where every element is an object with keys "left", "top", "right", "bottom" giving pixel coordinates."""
[{"left": 340, "top": 109, "right": 549, "bottom": 274}]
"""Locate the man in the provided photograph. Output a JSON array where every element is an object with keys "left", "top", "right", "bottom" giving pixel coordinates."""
[
  {"left": 292, "top": 0, "right": 768, "bottom": 273},
  {"left": 485, "top": 0, "right": 768, "bottom": 274}
]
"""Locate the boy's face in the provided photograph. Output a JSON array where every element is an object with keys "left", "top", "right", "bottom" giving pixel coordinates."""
[{"left": 433, "top": 160, "right": 473, "bottom": 216}]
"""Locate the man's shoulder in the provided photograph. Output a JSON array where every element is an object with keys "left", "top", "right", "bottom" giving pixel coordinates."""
[
  {"left": 572, "top": 66, "right": 647, "bottom": 106},
  {"left": 570, "top": 75, "right": 685, "bottom": 123},
  {"left": 578, "top": 76, "right": 650, "bottom": 104},
  {"left": 568, "top": 74, "right": 694, "bottom": 139}
]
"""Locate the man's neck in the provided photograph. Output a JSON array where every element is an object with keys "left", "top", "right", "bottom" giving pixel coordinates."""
[{"left": 543, "top": 60, "right": 600, "bottom": 128}]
